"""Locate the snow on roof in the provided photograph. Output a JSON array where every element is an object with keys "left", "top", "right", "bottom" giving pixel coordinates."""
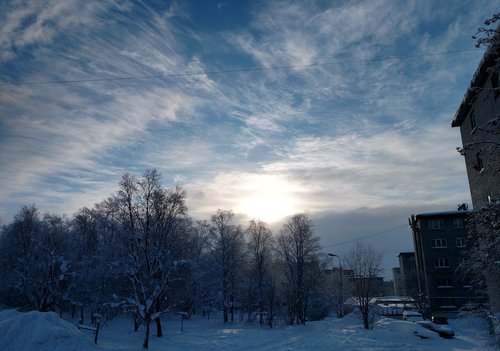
[{"left": 415, "top": 210, "right": 468, "bottom": 218}]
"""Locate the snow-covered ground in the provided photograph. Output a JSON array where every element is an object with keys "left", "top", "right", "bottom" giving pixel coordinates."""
[{"left": 0, "top": 309, "right": 496, "bottom": 351}]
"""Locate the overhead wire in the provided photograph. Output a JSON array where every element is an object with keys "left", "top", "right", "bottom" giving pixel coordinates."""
[
  {"left": 322, "top": 223, "right": 409, "bottom": 249},
  {"left": 0, "top": 49, "right": 479, "bottom": 86}
]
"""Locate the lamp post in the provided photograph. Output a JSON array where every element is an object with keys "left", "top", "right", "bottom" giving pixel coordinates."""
[{"left": 328, "top": 253, "right": 343, "bottom": 317}]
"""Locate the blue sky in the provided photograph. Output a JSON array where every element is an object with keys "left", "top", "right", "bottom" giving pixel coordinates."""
[{"left": 0, "top": 0, "right": 496, "bottom": 273}]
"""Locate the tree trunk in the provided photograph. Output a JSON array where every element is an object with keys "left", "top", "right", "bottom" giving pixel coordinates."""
[
  {"left": 223, "top": 305, "right": 228, "bottom": 323},
  {"left": 361, "top": 303, "right": 369, "bottom": 329},
  {"left": 133, "top": 312, "right": 141, "bottom": 332},
  {"left": 155, "top": 316, "right": 163, "bottom": 337},
  {"left": 301, "top": 297, "right": 308, "bottom": 325},
  {"left": 230, "top": 294, "right": 234, "bottom": 322},
  {"left": 143, "top": 318, "right": 150, "bottom": 349}
]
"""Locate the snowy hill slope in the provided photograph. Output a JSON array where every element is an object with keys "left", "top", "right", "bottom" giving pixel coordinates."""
[
  {"left": 0, "top": 309, "right": 496, "bottom": 351},
  {"left": 0, "top": 310, "right": 98, "bottom": 351}
]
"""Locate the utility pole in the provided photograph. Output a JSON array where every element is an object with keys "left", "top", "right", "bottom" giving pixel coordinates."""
[{"left": 328, "top": 253, "right": 343, "bottom": 317}]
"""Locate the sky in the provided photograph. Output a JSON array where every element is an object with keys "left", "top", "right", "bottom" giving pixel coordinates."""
[{"left": 0, "top": 0, "right": 497, "bottom": 276}]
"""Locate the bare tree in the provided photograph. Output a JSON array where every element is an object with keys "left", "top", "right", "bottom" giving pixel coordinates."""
[
  {"left": 473, "top": 14, "right": 500, "bottom": 49},
  {"left": 208, "top": 210, "right": 244, "bottom": 323},
  {"left": 108, "top": 169, "right": 188, "bottom": 349},
  {"left": 246, "top": 220, "right": 274, "bottom": 325},
  {"left": 172, "top": 220, "right": 211, "bottom": 318},
  {"left": 275, "top": 214, "right": 321, "bottom": 325},
  {"left": 344, "top": 242, "right": 383, "bottom": 329},
  {"left": 463, "top": 203, "right": 500, "bottom": 311},
  {"left": 0, "top": 206, "right": 72, "bottom": 312}
]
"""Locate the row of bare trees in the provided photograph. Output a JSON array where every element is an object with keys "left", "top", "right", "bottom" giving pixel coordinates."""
[{"left": 3, "top": 169, "right": 379, "bottom": 348}]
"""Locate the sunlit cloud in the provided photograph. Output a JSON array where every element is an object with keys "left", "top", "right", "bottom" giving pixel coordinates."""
[
  {"left": 185, "top": 172, "right": 308, "bottom": 223},
  {"left": 0, "top": 0, "right": 496, "bottom": 235}
]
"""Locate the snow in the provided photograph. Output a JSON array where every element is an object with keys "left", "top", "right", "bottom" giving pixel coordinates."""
[
  {"left": 382, "top": 319, "right": 436, "bottom": 339},
  {"left": 416, "top": 211, "right": 469, "bottom": 217},
  {"left": 0, "top": 310, "right": 97, "bottom": 351},
  {"left": 0, "top": 309, "right": 497, "bottom": 351}
]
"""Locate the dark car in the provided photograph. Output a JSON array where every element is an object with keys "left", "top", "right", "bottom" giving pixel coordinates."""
[
  {"left": 416, "top": 320, "right": 455, "bottom": 339},
  {"left": 431, "top": 316, "right": 448, "bottom": 325}
]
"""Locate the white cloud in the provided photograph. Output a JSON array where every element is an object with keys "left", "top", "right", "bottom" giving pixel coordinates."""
[
  {"left": 2, "top": 0, "right": 495, "bottom": 227},
  {"left": 0, "top": 0, "right": 101, "bottom": 61}
]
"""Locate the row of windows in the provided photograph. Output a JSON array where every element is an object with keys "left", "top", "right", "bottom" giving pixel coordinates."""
[
  {"left": 436, "top": 278, "right": 472, "bottom": 289},
  {"left": 433, "top": 257, "right": 467, "bottom": 268},
  {"left": 433, "top": 258, "right": 449, "bottom": 268},
  {"left": 436, "top": 278, "right": 452, "bottom": 287},
  {"left": 431, "top": 238, "right": 447, "bottom": 248},
  {"left": 428, "top": 218, "right": 464, "bottom": 230},
  {"left": 431, "top": 237, "right": 466, "bottom": 248},
  {"left": 435, "top": 277, "right": 472, "bottom": 288}
]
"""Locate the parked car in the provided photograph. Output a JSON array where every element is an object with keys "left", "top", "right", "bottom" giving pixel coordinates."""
[
  {"left": 431, "top": 316, "right": 448, "bottom": 325},
  {"left": 416, "top": 320, "right": 455, "bottom": 338}
]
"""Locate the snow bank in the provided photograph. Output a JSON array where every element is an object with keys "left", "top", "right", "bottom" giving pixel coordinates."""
[
  {"left": 385, "top": 320, "right": 436, "bottom": 339},
  {"left": 0, "top": 309, "right": 97, "bottom": 351},
  {"left": 0, "top": 309, "right": 496, "bottom": 351}
]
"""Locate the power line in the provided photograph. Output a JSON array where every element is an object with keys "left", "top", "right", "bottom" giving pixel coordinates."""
[
  {"left": 0, "top": 49, "right": 479, "bottom": 86},
  {"left": 322, "top": 223, "right": 409, "bottom": 249}
]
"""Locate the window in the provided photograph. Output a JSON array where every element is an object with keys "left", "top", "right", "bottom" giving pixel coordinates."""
[
  {"left": 433, "top": 258, "right": 450, "bottom": 268},
  {"left": 462, "top": 277, "right": 473, "bottom": 289},
  {"left": 431, "top": 238, "right": 447, "bottom": 248},
  {"left": 428, "top": 219, "right": 444, "bottom": 230},
  {"left": 470, "top": 110, "right": 477, "bottom": 131},
  {"left": 452, "top": 218, "right": 464, "bottom": 228},
  {"left": 458, "top": 257, "right": 466, "bottom": 266},
  {"left": 456, "top": 237, "right": 466, "bottom": 248},
  {"left": 473, "top": 152, "right": 484, "bottom": 172},
  {"left": 436, "top": 278, "right": 452, "bottom": 288}
]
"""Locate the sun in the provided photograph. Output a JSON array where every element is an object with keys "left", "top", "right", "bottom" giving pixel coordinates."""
[
  {"left": 233, "top": 174, "right": 301, "bottom": 223},
  {"left": 241, "top": 194, "right": 296, "bottom": 223}
]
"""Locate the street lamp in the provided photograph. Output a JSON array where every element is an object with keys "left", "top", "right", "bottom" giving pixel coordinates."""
[{"left": 328, "top": 253, "right": 343, "bottom": 317}]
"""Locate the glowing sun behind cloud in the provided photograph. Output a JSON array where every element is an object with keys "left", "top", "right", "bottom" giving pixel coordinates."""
[{"left": 232, "top": 173, "right": 302, "bottom": 223}]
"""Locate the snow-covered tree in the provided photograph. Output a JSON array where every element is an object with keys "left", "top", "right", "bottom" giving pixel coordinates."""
[
  {"left": 246, "top": 220, "right": 275, "bottom": 324},
  {"left": 344, "top": 242, "right": 382, "bottom": 329},
  {"left": 68, "top": 206, "right": 123, "bottom": 322},
  {"left": 169, "top": 220, "right": 210, "bottom": 318},
  {"left": 106, "top": 169, "right": 189, "bottom": 349},
  {"left": 463, "top": 203, "right": 500, "bottom": 310},
  {"left": 208, "top": 210, "right": 245, "bottom": 323},
  {"left": 0, "top": 206, "right": 72, "bottom": 312},
  {"left": 275, "top": 214, "right": 321, "bottom": 325}
]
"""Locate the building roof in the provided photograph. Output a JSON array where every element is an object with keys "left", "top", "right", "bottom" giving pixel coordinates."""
[
  {"left": 452, "top": 29, "right": 500, "bottom": 127},
  {"left": 415, "top": 210, "right": 468, "bottom": 218}
]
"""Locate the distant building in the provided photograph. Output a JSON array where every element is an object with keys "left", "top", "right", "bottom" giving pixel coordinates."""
[
  {"left": 382, "top": 280, "right": 395, "bottom": 296},
  {"left": 348, "top": 276, "right": 385, "bottom": 297},
  {"left": 392, "top": 267, "right": 403, "bottom": 296},
  {"left": 409, "top": 211, "right": 481, "bottom": 313},
  {"left": 398, "top": 252, "right": 418, "bottom": 297},
  {"left": 451, "top": 30, "right": 500, "bottom": 209}
]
